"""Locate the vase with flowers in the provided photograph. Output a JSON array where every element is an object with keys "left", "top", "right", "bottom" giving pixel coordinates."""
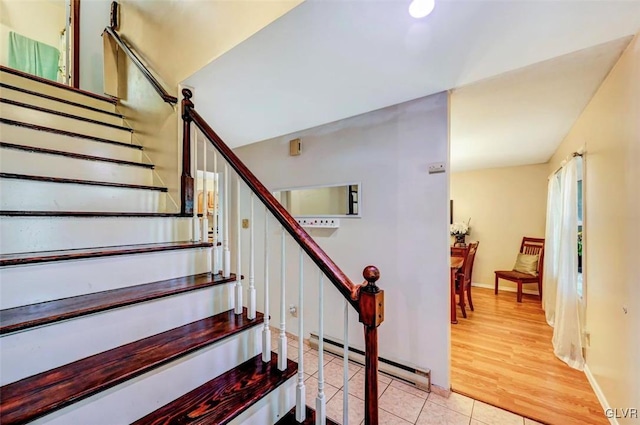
[{"left": 450, "top": 218, "right": 471, "bottom": 247}]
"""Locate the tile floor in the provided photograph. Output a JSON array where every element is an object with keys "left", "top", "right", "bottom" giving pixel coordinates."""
[{"left": 277, "top": 335, "right": 544, "bottom": 425}]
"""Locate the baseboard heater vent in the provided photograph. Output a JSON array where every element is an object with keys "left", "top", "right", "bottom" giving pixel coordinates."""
[{"left": 309, "top": 333, "right": 430, "bottom": 392}]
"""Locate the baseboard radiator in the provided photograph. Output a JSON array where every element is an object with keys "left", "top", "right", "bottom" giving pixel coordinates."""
[{"left": 309, "top": 333, "right": 431, "bottom": 391}]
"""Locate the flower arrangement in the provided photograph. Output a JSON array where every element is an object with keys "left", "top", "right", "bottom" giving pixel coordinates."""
[
  {"left": 450, "top": 218, "right": 471, "bottom": 236},
  {"left": 451, "top": 218, "right": 471, "bottom": 247}
]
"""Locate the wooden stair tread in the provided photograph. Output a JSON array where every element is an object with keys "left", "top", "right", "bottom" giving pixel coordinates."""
[
  {"left": 0, "top": 65, "right": 118, "bottom": 104},
  {"left": 0, "top": 241, "right": 212, "bottom": 267},
  {"left": 0, "top": 172, "right": 168, "bottom": 192},
  {"left": 275, "top": 406, "right": 341, "bottom": 425},
  {"left": 0, "top": 211, "right": 191, "bottom": 217},
  {"left": 0, "top": 118, "right": 143, "bottom": 150},
  {"left": 0, "top": 142, "right": 154, "bottom": 169},
  {"left": 0, "top": 272, "right": 237, "bottom": 334},
  {"left": 0, "top": 98, "right": 132, "bottom": 132},
  {"left": 0, "top": 309, "right": 262, "bottom": 424},
  {"left": 0, "top": 82, "right": 124, "bottom": 118},
  {"left": 132, "top": 352, "right": 297, "bottom": 425}
]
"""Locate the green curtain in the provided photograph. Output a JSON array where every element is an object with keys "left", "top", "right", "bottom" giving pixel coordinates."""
[{"left": 8, "top": 32, "right": 60, "bottom": 82}]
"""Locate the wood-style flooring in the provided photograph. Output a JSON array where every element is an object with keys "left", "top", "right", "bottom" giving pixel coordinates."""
[{"left": 451, "top": 287, "right": 607, "bottom": 425}]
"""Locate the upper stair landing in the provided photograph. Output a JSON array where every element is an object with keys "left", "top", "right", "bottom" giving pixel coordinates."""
[{"left": 0, "top": 65, "right": 117, "bottom": 113}]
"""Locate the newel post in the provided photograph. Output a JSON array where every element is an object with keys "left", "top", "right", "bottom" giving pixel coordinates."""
[
  {"left": 359, "top": 265, "right": 384, "bottom": 425},
  {"left": 181, "top": 88, "right": 194, "bottom": 216}
]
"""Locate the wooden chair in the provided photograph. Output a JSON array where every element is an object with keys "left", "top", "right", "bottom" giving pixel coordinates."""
[
  {"left": 494, "top": 237, "right": 545, "bottom": 302},
  {"left": 455, "top": 242, "right": 479, "bottom": 317}
]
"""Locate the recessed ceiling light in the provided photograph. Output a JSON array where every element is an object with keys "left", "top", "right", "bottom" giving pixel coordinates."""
[{"left": 409, "top": 0, "right": 435, "bottom": 19}]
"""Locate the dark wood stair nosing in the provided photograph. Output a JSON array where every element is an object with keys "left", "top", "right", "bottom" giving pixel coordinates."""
[
  {"left": 0, "top": 272, "right": 239, "bottom": 334},
  {"left": 0, "top": 211, "right": 191, "bottom": 218},
  {"left": 0, "top": 241, "right": 213, "bottom": 267},
  {"left": 0, "top": 82, "right": 124, "bottom": 118},
  {"left": 132, "top": 352, "right": 297, "bottom": 425},
  {"left": 0, "top": 172, "right": 168, "bottom": 193},
  {"left": 0, "top": 309, "right": 264, "bottom": 425},
  {"left": 0, "top": 98, "right": 132, "bottom": 132},
  {"left": 0, "top": 118, "right": 143, "bottom": 150},
  {"left": 0, "top": 142, "right": 154, "bottom": 169},
  {"left": 0, "top": 65, "right": 118, "bottom": 104}
]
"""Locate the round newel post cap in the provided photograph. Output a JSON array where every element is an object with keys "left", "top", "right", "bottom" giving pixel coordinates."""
[
  {"left": 182, "top": 88, "right": 193, "bottom": 99},
  {"left": 363, "top": 265, "right": 380, "bottom": 288}
]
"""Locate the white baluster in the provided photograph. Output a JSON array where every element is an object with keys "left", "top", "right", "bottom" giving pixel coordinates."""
[
  {"left": 248, "top": 194, "right": 256, "bottom": 320},
  {"left": 343, "top": 299, "right": 349, "bottom": 425},
  {"left": 295, "top": 248, "right": 306, "bottom": 422},
  {"left": 235, "top": 177, "right": 243, "bottom": 315},
  {"left": 192, "top": 126, "right": 200, "bottom": 242},
  {"left": 262, "top": 208, "right": 271, "bottom": 362},
  {"left": 278, "top": 227, "right": 288, "bottom": 371},
  {"left": 212, "top": 151, "right": 219, "bottom": 274},
  {"left": 316, "top": 271, "right": 326, "bottom": 425},
  {"left": 201, "top": 139, "right": 208, "bottom": 243},
  {"left": 223, "top": 164, "right": 231, "bottom": 278}
]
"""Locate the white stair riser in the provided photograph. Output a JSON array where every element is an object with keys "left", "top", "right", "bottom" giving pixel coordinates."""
[
  {"left": 0, "top": 217, "right": 193, "bottom": 254},
  {"left": 0, "top": 123, "right": 142, "bottom": 162},
  {"left": 0, "top": 102, "right": 131, "bottom": 143},
  {"left": 233, "top": 377, "right": 296, "bottom": 425},
  {"left": 0, "top": 148, "right": 152, "bottom": 186},
  {"left": 26, "top": 327, "right": 262, "bottom": 425},
  {"left": 0, "top": 86, "right": 124, "bottom": 126},
  {"left": 0, "top": 284, "right": 235, "bottom": 385},
  {"left": 0, "top": 178, "right": 166, "bottom": 212},
  {"left": 0, "top": 72, "right": 117, "bottom": 113},
  {"left": 0, "top": 248, "right": 212, "bottom": 309}
]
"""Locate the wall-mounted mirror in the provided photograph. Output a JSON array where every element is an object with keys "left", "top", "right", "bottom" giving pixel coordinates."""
[{"left": 273, "top": 183, "right": 360, "bottom": 217}]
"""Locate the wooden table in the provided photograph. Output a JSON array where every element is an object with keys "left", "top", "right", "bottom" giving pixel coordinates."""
[{"left": 450, "top": 256, "right": 464, "bottom": 324}]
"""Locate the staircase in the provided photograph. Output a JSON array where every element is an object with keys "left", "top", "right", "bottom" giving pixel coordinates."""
[{"left": 0, "top": 67, "right": 304, "bottom": 424}]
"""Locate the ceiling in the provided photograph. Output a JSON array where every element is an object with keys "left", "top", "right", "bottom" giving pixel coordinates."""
[
  {"left": 450, "top": 36, "right": 631, "bottom": 171},
  {"left": 185, "top": 0, "right": 640, "bottom": 170}
]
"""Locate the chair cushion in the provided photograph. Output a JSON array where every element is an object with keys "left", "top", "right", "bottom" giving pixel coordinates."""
[
  {"left": 513, "top": 253, "right": 539, "bottom": 276},
  {"left": 495, "top": 270, "right": 539, "bottom": 282}
]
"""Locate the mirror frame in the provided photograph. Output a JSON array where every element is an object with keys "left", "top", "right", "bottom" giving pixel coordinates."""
[{"left": 272, "top": 182, "right": 362, "bottom": 218}]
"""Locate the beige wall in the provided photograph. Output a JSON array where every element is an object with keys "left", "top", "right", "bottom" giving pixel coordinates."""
[
  {"left": 451, "top": 164, "right": 548, "bottom": 291},
  {"left": 0, "top": 0, "right": 66, "bottom": 70},
  {"left": 289, "top": 185, "right": 349, "bottom": 216},
  {"left": 105, "top": 0, "right": 302, "bottom": 211},
  {"left": 118, "top": 0, "right": 302, "bottom": 88},
  {"left": 548, "top": 34, "right": 639, "bottom": 423}
]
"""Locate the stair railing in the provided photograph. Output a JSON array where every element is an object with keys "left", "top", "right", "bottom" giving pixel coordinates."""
[
  {"left": 182, "top": 88, "right": 384, "bottom": 425},
  {"left": 103, "top": 3, "right": 177, "bottom": 106}
]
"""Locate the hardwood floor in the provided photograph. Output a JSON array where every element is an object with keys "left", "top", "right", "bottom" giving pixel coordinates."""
[{"left": 451, "top": 287, "right": 607, "bottom": 425}]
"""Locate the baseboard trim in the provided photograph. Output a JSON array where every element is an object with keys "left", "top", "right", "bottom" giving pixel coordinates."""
[
  {"left": 584, "top": 364, "right": 616, "bottom": 424},
  {"left": 472, "top": 282, "right": 540, "bottom": 296},
  {"left": 308, "top": 333, "right": 431, "bottom": 391}
]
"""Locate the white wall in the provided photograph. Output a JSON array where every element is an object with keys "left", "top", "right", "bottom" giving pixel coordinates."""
[
  {"left": 548, "top": 33, "right": 639, "bottom": 424},
  {"left": 234, "top": 93, "right": 451, "bottom": 387},
  {"left": 79, "top": 0, "right": 110, "bottom": 94}
]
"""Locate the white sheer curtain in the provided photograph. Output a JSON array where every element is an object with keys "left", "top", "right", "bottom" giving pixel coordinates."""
[
  {"left": 542, "top": 174, "right": 561, "bottom": 326},
  {"left": 543, "top": 158, "right": 584, "bottom": 370}
]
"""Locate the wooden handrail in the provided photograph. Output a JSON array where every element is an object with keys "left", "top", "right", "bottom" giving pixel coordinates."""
[
  {"left": 185, "top": 100, "right": 360, "bottom": 311},
  {"left": 181, "top": 89, "right": 384, "bottom": 425},
  {"left": 103, "top": 26, "right": 177, "bottom": 105}
]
